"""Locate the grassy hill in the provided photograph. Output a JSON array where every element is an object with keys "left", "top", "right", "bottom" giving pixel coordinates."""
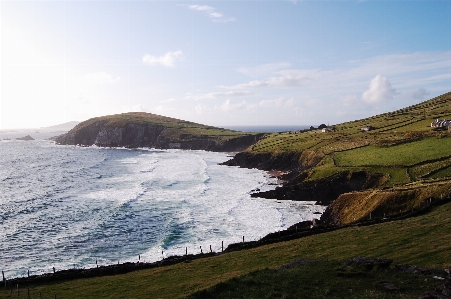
[
  {"left": 53, "top": 112, "right": 264, "bottom": 151},
  {"left": 71, "top": 112, "right": 248, "bottom": 141}
]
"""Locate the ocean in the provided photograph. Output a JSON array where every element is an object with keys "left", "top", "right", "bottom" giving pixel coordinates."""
[{"left": 0, "top": 130, "right": 324, "bottom": 279}]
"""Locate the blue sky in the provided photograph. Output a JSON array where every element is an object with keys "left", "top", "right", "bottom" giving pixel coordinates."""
[{"left": 1, "top": 0, "right": 450, "bottom": 129}]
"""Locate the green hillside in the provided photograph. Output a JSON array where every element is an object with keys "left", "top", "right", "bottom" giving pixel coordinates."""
[{"left": 244, "top": 93, "right": 451, "bottom": 226}]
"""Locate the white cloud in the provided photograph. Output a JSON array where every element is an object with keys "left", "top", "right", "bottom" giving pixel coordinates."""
[
  {"left": 195, "top": 104, "right": 208, "bottom": 114},
  {"left": 400, "top": 88, "right": 430, "bottom": 102},
  {"left": 220, "top": 100, "right": 251, "bottom": 112},
  {"left": 218, "top": 97, "right": 296, "bottom": 112},
  {"left": 268, "top": 70, "right": 320, "bottom": 87},
  {"left": 341, "top": 95, "right": 359, "bottom": 107},
  {"left": 81, "top": 72, "right": 119, "bottom": 87},
  {"left": 362, "top": 75, "right": 396, "bottom": 104},
  {"left": 186, "top": 90, "right": 253, "bottom": 101},
  {"left": 236, "top": 63, "right": 292, "bottom": 77},
  {"left": 220, "top": 80, "right": 268, "bottom": 90},
  {"left": 258, "top": 97, "right": 295, "bottom": 108},
  {"left": 180, "top": 4, "right": 235, "bottom": 23},
  {"left": 121, "top": 105, "right": 146, "bottom": 112},
  {"left": 160, "top": 98, "right": 177, "bottom": 103},
  {"left": 142, "top": 51, "right": 183, "bottom": 68},
  {"left": 221, "top": 69, "right": 323, "bottom": 90},
  {"left": 152, "top": 105, "right": 175, "bottom": 115}
]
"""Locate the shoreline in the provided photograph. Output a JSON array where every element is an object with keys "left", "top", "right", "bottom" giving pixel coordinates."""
[{"left": 4, "top": 195, "right": 450, "bottom": 286}]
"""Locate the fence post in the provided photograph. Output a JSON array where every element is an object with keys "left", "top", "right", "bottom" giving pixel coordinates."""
[
  {"left": 222, "top": 241, "right": 224, "bottom": 252},
  {"left": 210, "top": 245, "right": 212, "bottom": 253},
  {"left": 242, "top": 236, "right": 244, "bottom": 243},
  {"left": 186, "top": 247, "right": 187, "bottom": 256}
]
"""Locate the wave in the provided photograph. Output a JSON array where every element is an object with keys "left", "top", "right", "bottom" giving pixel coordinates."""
[{"left": 0, "top": 144, "right": 326, "bottom": 278}]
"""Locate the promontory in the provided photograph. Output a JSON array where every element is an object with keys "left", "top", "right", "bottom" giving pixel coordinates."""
[{"left": 52, "top": 112, "right": 264, "bottom": 152}]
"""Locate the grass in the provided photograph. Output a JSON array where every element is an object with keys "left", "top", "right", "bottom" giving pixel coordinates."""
[
  {"left": 187, "top": 260, "right": 442, "bottom": 299},
  {"left": 2, "top": 201, "right": 451, "bottom": 299},
  {"left": 334, "top": 137, "right": 451, "bottom": 167}
]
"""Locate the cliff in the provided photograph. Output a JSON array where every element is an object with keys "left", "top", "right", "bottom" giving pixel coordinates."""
[{"left": 52, "top": 112, "right": 264, "bottom": 152}]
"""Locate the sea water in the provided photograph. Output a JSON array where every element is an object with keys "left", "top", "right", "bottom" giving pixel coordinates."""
[{"left": 0, "top": 131, "right": 325, "bottom": 278}]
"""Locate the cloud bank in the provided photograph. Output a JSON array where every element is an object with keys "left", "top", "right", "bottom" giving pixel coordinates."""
[
  {"left": 142, "top": 51, "right": 183, "bottom": 67},
  {"left": 180, "top": 4, "right": 235, "bottom": 22}
]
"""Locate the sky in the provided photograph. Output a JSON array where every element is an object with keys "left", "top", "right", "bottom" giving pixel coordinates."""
[{"left": 1, "top": 0, "right": 450, "bottom": 129}]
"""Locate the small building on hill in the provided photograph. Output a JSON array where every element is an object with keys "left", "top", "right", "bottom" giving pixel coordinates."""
[
  {"left": 431, "top": 119, "right": 450, "bottom": 129},
  {"left": 361, "top": 125, "right": 374, "bottom": 132}
]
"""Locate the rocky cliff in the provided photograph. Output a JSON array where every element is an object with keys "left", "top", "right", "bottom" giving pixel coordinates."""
[{"left": 52, "top": 112, "right": 264, "bottom": 152}]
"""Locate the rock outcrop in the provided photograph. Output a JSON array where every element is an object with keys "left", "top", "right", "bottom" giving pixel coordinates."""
[{"left": 16, "top": 135, "right": 34, "bottom": 141}]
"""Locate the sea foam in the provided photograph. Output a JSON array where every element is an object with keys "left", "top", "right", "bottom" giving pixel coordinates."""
[{"left": 0, "top": 137, "right": 325, "bottom": 278}]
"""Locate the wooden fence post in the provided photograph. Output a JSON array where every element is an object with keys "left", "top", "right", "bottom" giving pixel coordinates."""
[{"left": 222, "top": 241, "right": 224, "bottom": 252}]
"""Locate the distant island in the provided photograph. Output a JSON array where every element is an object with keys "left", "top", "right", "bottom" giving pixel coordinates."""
[
  {"left": 16, "top": 135, "right": 35, "bottom": 141},
  {"left": 41, "top": 121, "right": 80, "bottom": 132},
  {"left": 52, "top": 112, "right": 265, "bottom": 152}
]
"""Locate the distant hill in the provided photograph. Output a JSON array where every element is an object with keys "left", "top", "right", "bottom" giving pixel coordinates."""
[
  {"left": 41, "top": 121, "right": 80, "bottom": 132},
  {"left": 53, "top": 112, "right": 264, "bottom": 152}
]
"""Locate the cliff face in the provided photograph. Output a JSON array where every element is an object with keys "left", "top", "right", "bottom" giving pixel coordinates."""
[
  {"left": 252, "top": 170, "right": 386, "bottom": 205},
  {"left": 53, "top": 118, "right": 264, "bottom": 152}
]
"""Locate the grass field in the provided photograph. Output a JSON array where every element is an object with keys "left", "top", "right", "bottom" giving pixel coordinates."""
[
  {"left": 2, "top": 201, "right": 451, "bottom": 299},
  {"left": 187, "top": 259, "right": 443, "bottom": 299},
  {"left": 334, "top": 137, "right": 451, "bottom": 167}
]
